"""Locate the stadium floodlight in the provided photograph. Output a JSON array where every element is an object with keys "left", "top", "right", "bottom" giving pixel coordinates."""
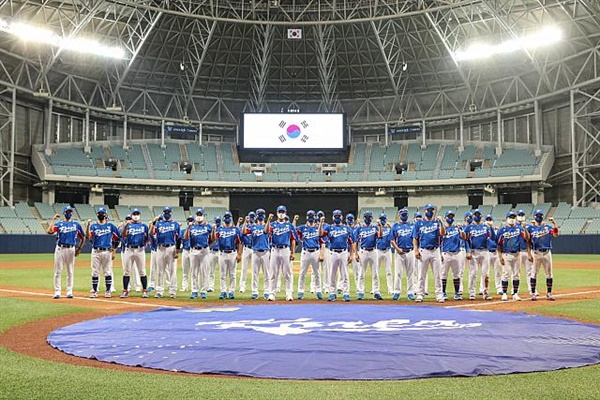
[
  {"left": 0, "top": 18, "right": 126, "bottom": 59},
  {"left": 453, "top": 27, "right": 562, "bottom": 62}
]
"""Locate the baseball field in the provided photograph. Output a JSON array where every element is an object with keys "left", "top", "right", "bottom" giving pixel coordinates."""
[{"left": 1, "top": 253, "right": 599, "bottom": 399}]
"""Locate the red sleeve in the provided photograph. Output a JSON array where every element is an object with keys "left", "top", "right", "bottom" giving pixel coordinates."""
[
  {"left": 245, "top": 228, "right": 252, "bottom": 235},
  {"left": 215, "top": 232, "right": 221, "bottom": 239},
  {"left": 551, "top": 227, "right": 559, "bottom": 236},
  {"left": 498, "top": 235, "right": 504, "bottom": 245},
  {"left": 52, "top": 226, "right": 58, "bottom": 233}
]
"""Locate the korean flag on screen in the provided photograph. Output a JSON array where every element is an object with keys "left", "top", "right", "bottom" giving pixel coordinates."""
[{"left": 243, "top": 114, "right": 344, "bottom": 149}]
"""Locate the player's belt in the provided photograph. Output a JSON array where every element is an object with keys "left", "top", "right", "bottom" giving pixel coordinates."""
[
  {"left": 535, "top": 248, "right": 550, "bottom": 252},
  {"left": 400, "top": 248, "right": 413, "bottom": 252},
  {"left": 244, "top": 245, "right": 252, "bottom": 249},
  {"left": 378, "top": 248, "right": 391, "bottom": 251},
  {"left": 159, "top": 244, "right": 174, "bottom": 248},
  {"left": 128, "top": 245, "right": 143, "bottom": 249},
  {"left": 193, "top": 246, "right": 207, "bottom": 250},
  {"left": 331, "top": 248, "right": 346, "bottom": 253},
  {"left": 93, "top": 247, "right": 109, "bottom": 251},
  {"left": 489, "top": 250, "right": 497, "bottom": 253},
  {"left": 221, "top": 249, "right": 235, "bottom": 253},
  {"left": 504, "top": 251, "right": 518, "bottom": 254},
  {"left": 57, "top": 243, "right": 73, "bottom": 248},
  {"left": 422, "top": 246, "right": 438, "bottom": 250},
  {"left": 360, "top": 247, "right": 375, "bottom": 251},
  {"left": 275, "top": 245, "right": 289, "bottom": 249},
  {"left": 304, "top": 248, "right": 319, "bottom": 252}
]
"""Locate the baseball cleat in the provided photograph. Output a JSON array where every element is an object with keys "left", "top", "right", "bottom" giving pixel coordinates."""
[
  {"left": 437, "top": 298, "right": 445, "bottom": 303},
  {"left": 267, "top": 293, "right": 275, "bottom": 301},
  {"left": 169, "top": 294, "right": 176, "bottom": 299},
  {"left": 228, "top": 292, "right": 235, "bottom": 299},
  {"left": 443, "top": 293, "right": 448, "bottom": 301},
  {"left": 89, "top": 291, "right": 98, "bottom": 299},
  {"left": 337, "top": 289, "right": 343, "bottom": 295},
  {"left": 415, "top": 295, "right": 424, "bottom": 303},
  {"left": 327, "top": 294, "right": 336, "bottom": 302},
  {"left": 141, "top": 290, "right": 148, "bottom": 298},
  {"left": 343, "top": 295, "right": 350, "bottom": 302},
  {"left": 200, "top": 292, "right": 207, "bottom": 299},
  {"left": 316, "top": 292, "right": 323, "bottom": 300},
  {"left": 478, "top": 291, "right": 484, "bottom": 296},
  {"left": 297, "top": 292, "right": 304, "bottom": 300},
  {"left": 251, "top": 293, "right": 259, "bottom": 300},
  {"left": 66, "top": 291, "right": 73, "bottom": 299},
  {"left": 501, "top": 293, "right": 508, "bottom": 301},
  {"left": 392, "top": 293, "right": 400, "bottom": 301},
  {"left": 147, "top": 286, "right": 155, "bottom": 292},
  {"left": 218, "top": 292, "right": 227, "bottom": 300},
  {"left": 512, "top": 293, "right": 522, "bottom": 301},
  {"left": 120, "top": 291, "right": 129, "bottom": 299},
  {"left": 286, "top": 296, "right": 293, "bottom": 301},
  {"left": 531, "top": 293, "right": 538, "bottom": 301},
  {"left": 104, "top": 291, "right": 112, "bottom": 298},
  {"left": 469, "top": 295, "right": 476, "bottom": 300},
  {"left": 53, "top": 294, "right": 60, "bottom": 299},
  {"left": 357, "top": 292, "right": 365, "bottom": 301},
  {"left": 547, "top": 293, "right": 555, "bottom": 301},
  {"left": 407, "top": 293, "right": 415, "bottom": 301},
  {"left": 425, "top": 291, "right": 429, "bottom": 295},
  {"left": 453, "top": 293, "right": 462, "bottom": 301},
  {"left": 207, "top": 288, "right": 214, "bottom": 292},
  {"left": 497, "top": 291, "right": 504, "bottom": 295},
  {"left": 154, "top": 293, "right": 162, "bottom": 298},
  {"left": 263, "top": 293, "right": 269, "bottom": 300},
  {"left": 190, "top": 292, "right": 198, "bottom": 299},
  {"left": 483, "top": 294, "right": 493, "bottom": 300},
  {"left": 374, "top": 293, "right": 383, "bottom": 300}
]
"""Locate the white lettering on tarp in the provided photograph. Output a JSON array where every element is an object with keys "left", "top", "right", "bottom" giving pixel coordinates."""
[{"left": 195, "top": 318, "right": 482, "bottom": 336}]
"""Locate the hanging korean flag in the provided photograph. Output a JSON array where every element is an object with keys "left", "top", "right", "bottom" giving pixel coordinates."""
[{"left": 287, "top": 28, "right": 302, "bottom": 39}]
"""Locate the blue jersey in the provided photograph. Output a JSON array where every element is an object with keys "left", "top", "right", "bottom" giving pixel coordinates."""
[
  {"left": 322, "top": 223, "right": 353, "bottom": 250},
  {"left": 52, "top": 220, "right": 85, "bottom": 246},
  {"left": 487, "top": 227, "right": 499, "bottom": 251},
  {"left": 296, "top": 224, "right": 321, "bottom": 250},
  {"left": 155, "top": 220, "right": 180, "bottom": 246},
  {"left": 412, "top": 219, "right": 443, "bottom": 249},
  {"left": 441, "top": 225, "right": 462, "bottom": 252},
  {"left": 241, "top": 224, "right": 253, "bottom": 247},
  {"left": 89, "top": 222, "right": 120, "bottom": 248},
  {"left": 180, "top": 228, "right": 191, "bottom": 250},
  {"left": 517, "top": 222, "right": 528, "bottom": 251},
  {"left": 124, "top": 222, "right": 148, "bottom": 248},
  {"left": 354, "top": 224, "right": 378, "bottom": 249},
  {"left": 527, "top": 224, "right": 557, "bottom": 250},
  {"left": 497, "top": 225, "right": 526, "bottom": 253},
  {"left": 465, "top": 223, "right": 492, "bottom": 250},
  {"left": 269, "top": 221, "right": 295, "bottom": 247},
  {"left": 321, "top": 223, "right": 331, "bottom": 248},
  {"left": 247, "top": 224, "right": 270, "bottom": 251},
  {"left": 188, "top": 223, "right": 212, "bottom": 249},
  {"left": 150, "top": 234, "right": 158, "bottom": 251},
  {"left": 210, "top": 228, "right": 220, "bottom": 251},
  {"left": 376, "top": 225, "right": 392, "bottom": 250},
  {"left": 391, "top": 222, "right": 414, "bottom": 250},
  {"left": 216, "top": 225, "right": 241, "bottom": 251}
]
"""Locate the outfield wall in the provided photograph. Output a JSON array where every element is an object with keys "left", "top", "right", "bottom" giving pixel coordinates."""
[{"left": 0, "top": 234, "right": 598, "bottom": 254}]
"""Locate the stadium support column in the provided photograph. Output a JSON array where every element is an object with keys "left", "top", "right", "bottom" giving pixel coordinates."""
[
  {"left": 161, "top": 120, "right": 165, "bottom": 148},
  {"left": 534, "top": 100, "right": 542, "bottom": 156},
  {"left": 44, "top": 99, "right": 53, "bottom": 156},
  {"left": 421, "top": 120, "right": 426, "bottom": 148},
  {"left": 496, "top": 110, "right": 503, "bottom": 156},
  {"left": 84, "top": 109, "right": 90, "bottom": 153},
  {"left": 570, "top": 90, "right": 577, "bottom": 207},
  {"left": 385, "top": 123, "right": 389, "bottom": 146},
  {"left": 459, "top": 116, "right": 464, "bottom": 152},
  {"left": 198, "top": 122, "right": 202, "bottom": 146},
  {"left": 123, "top": 115, "right": 128, "bottom": 150}
]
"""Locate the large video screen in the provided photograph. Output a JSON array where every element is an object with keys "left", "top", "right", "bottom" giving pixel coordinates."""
[{"left": 241, "top": 113, "right": 346, "bottom": 150}]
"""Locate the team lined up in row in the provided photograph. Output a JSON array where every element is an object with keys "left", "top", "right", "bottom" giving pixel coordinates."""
[{"left": 49, "top": 204, "right": 558, "bottom": 303}]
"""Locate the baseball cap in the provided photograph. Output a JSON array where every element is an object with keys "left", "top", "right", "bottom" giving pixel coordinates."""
[
  {"left": 248, "top": 211, "right": 256, "bottom": 218},
  {"left": 163, "top": 206, "right": 172, "bottom": 213},
  {"left": 398, "top": 208, "right": 408, "bottom": 215},
  {"left": 445, "top": 210, "right": 455, "bottom": 217},
  {"left": 533, "top": 209, "right": 544, "bottom": 216},
  {"left": 277, "top": 205, "right": 287, "bottom": 213},
  {"left": 195, "top": 208, "right": 205, "bottom": 215},
  {"left": 414, "top": 211, "right": 422, "bottom": 218},
  {"left": 464, "top": 211, "right": 472, "bottom": 217},
  {"left": 506, "top": 211, "right": 517, "bottom": 218},
  {"left": 472, "top": 209, "right": 482, "bottom": 215},
  {"left": 223, "top": 211, "right": 232, "bottom": 218},
  {"left": 517, "top": 209, "right": 525, "bottom": 216},
  {"left": 379, "top": 213, "right": 387, "bottom": 219},
  {"left": 131, "top": 208, "right": 140, "bottom": 215},
  {"left": 97, "top": 207, "right": 107, "bottom": 214},
  {"left": 363, "top": 211, "right": 373, "bottom": 218},
  {"left": 125, "top": 215, "right": 133, "bottom": 221},
  {"left": 214, "top": 216, "right": 221, "bottom": 222},
  {"left": 346, "top": 213, "right": 355, "bottom": 220},
  {"left": 485, "top": 214, "right": 494, "bottom": 220},
  {"left": 63, "top": 205, "right": 74, "bottom": 213},
  {"left": 423, "top": 203, "right": 435, "bottom": 210},
  {"left": 256, "top": 208, "right": 266, "bottom": 215},
  {"left": 333, "top": 209, "right": 342, "bottom": 217},
  {"left": 317, "top": 210, "right": 325, "bottom": 217},
  {"left": 307, "top": 210, "right": 316, "bottom": 217},
  {"left": 187, "top": 215, "right": 194, "bottom": 222}
]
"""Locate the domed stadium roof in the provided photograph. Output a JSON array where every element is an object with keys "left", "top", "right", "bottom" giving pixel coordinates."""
[{"left": 0, "top": 0, "right": 598, "bottom": 124}]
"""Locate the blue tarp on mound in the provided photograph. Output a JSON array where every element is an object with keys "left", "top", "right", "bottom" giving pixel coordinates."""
[{"left": 47, "top": 305, "right": 600, "bottom": 380}]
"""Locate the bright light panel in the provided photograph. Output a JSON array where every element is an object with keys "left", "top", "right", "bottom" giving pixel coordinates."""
[
  {"left": 454, "top": 27, "right": 562, "bottom": 62},
  {"left": 0, "top": 19, "right": 126, "bottom": 59}
]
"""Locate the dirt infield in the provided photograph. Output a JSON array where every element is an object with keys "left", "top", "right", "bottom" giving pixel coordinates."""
[{"left": 1, "top": 284, "right": 599, "bottom": 377}]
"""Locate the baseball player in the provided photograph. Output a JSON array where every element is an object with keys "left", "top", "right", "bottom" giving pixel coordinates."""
[
  {"left": 464, "top": 209, "right": 494, "bottom": 300},
  {"left": 315, "top": 210, "right": 330, "bottom": 293},
  {"left": 345, "top": 213, "right": 360, "bottom": 290},
  {"left": 390, "top": 208, "right": 416, "bottom": 301},
  {"left": 147, "top": 214, "right": 163, "bottom": 292},
  {"left": 296, "top": 210, "right": 324, "bottom": 300},
  {"left": 527, "top": 210, "right": 558, "bottom": 301},
  {"left": 485, "top": 215, "right": 503, "bottom": 295},
  {"left": 47, "top": 206, "right": 86, "bottom": 299},
  {"left": 267, "top": 206, "right": 296, "bottom": 301},
  {"left": 149, "top": 206, "right": 180, "bottom": 299},
  {"left": 184, "top": 208, "right": 212, "bottom": 299},
  {"left": 376, "top": 212, "right": 394, "bottom": 295},
  {"left": 206, "top": 216, "right": 221, "bottom": 292},
  {"left": 320, "top": 209, "right": 353, "bottom": 302},
  {"left": 180, "top": 216, "right": 194, "bottom": 292},
  {"left": 458, "top": 211, "right": 473, "bottom": 295},
  {"left": 516, "top": 209, "right": 535, "bottom": 295},
  {"left": 213, "top": 211, "right": 242, "bottom": 299},
  {"left": 120, "top": 208, "right": 149, "bottom": 298},
  {"left": 245, "top": 208, "right": 271, "bottom": 300},
  {"left": 497, "top": 210, "right": 532, "bottom": 301},
  {"left": 86, "top": 207, "right": 120, "bottom": 298},
  {"left": 119, "top": 215, "right": 142, "bottom": 293},
  {"left": 440, "top": 211, "right": 466, "bottom": 301},
  {"left": 353, "top": 211, "right": 380, "bottom": 300},
  {"left": 238, "top": 211, "right": 256, "bottom": 292},
  {"left": 413, "top": 204, "right": 446, "bottom": 303}
]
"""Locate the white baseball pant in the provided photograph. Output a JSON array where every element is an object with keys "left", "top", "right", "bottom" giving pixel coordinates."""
[
  {"left": 393, "top": 250, "right": 415, "bottom": 295},
  {"left": 358, "top": 248, "right": 378, "bottom": 294},
  {"left": 181, "top": 249, "right": 191, "bottom": 292},
  {"left": 121, "top": 250, "right": 140, "bottom": 291},
  {"left": 156, "top": 245, "right": 177, "bottom": 296},
  {"left": 329, "top": 250, "right": 349, "bottom": 295},
  {"left": 219, "top": 251, "right": 237, "bottom": 293},
  {"left": 298, "top": 249, "right": 321, "bottom": 294},
  {"left": 416, "top": 248, "right": 443, "bottom": 301},
  {"left": 458, "top": 249, "right": 466, "bottom": 293},
  {"left": 148, "top": 249, "right": 157, "bottom": 288},
  {"left": 53, "top": 245, "right": 75, "bottom": 295},
  {"left": 239, "top": 246, "right": 253, "bottom": 292},
  {"left": 441, "top": 251, "right": 462, "bottom": 281},
  {"left": 251, "top": 250, "right": 270, "bottom": 296},
  {"left": 532, "top": 250, "right": 553, "bottom": 279},
  {"left": 501, "top": 252, "right": 521, "bottom": 281},
  {"left": 91, "top": 248, "right": 113, "bottom": 292},
  {"left": 377, "top": 249, "right": 393, "bottom": 294},
  {"left": 488, "top": 251, "right": 502, "bottom": 294},
  {"left": 269, "top": 247, "right": 292, "bottom": 298},
  {"left": 468, "top": 249, "right": 489, "bottom": 296},
  {"left": 189, "top": 247, "right": 209, "bottom": 293},
  {"left": 123, "top": 247, "right": 146, "bottom": 280},
  {"left": 520, "top": 251, "right": 534, "bottom": 293},
  {"left": 207, "top": 250, "right": 219, "bottom": 291}
]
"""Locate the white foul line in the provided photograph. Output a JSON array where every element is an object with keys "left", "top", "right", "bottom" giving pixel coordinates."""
[
  {"left": 0, "top": 288, "right": 181, "bottom": 309},
  {"left": 445, "top": 289, "right": 600, "bottom": 309}
]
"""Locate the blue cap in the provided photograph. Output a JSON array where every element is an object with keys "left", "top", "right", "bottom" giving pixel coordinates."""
[
  {"left": 223, "top": 211, "right": 232, "bottom": 218},
  {"left": 379, "top": 213, "right": 387, "bottom": 219},
  {"left": 214, "top": 216, "right": 221, "bottom": 222},
  {"left": 131, "top": 208, "right": 140, "bottom": 215},
  {"left": 506, "top": 211, "right": 517, "bottom": 217},
  {"left": 414, "top": 211, "right": 422, "bottom": 218},
  {"left": 125, "top": 214, "right": 132, "bottom": 220},
  {"left": 472, "top": 209, "right": 482, "bottom": 215},
  {"left": 445, "top": 210, "right": 455, "bottom": 217},
  {"left": 187, "top": 215, "right": 194, "bottom": 222},
  {"left": 423, "top": 204, "right": 435, "bottom": 210},
  {"left": 248, "top": 211, "right": 256, "bottom": 217},
  {"left": 486, "top": 214, "right": 494, "bottom": 220},
  {"left": 195, "top": 208, "right": 204, "bottom": 215},
  {"left": 256, "top": 208, "right": 266, "bottom": 215},
  {"left": 363, "top": 211, "right": 373, "bottom": 218},
  {"left": 63, "top": 206, "right": 74, "bottom": 213},
  {"left": 517, "top": 209, "right": 525, "bottom": 215},
  {"left": 317, "top": 210, "right": 325, "bottom": 217},
  {"left": 346, "top": 213, "right": 355, "bottom": 220},
  {"left": 533, "top": 209, "right": 544, "bottom": 216},
  {"left": 277, "top": 205, "right": 287, "bottom": 213},
  {"left": 97, "top": 207, "right": 107, "bottom": 214},
  {"left": 398, "top": 208, "right": 408, "bottom": 215},
  {"left": 163, "top": 206, "right": 172, "bottom": 212},
  {"left": 307, "top": 210, "right": 316, "bottom": 216},
  {"left": 333, "top": 209, "right": 342, "bottom": 216},
  {"left": 464, "top": 211, "right": 472, "bottom": 217}
]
